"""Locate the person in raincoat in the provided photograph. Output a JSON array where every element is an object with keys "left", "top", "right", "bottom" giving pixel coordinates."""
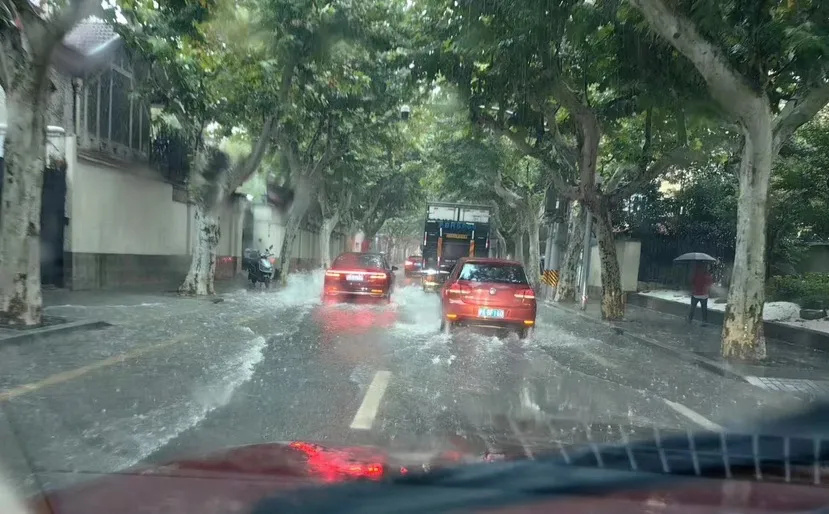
[{"left": 688, "top": 262, "right": 713, "bottom": 323}]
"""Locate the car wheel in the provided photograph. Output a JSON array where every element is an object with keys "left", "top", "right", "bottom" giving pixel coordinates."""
[
  {"left": 518, "top": 327, "right": 533, "bottom": 340},
  {"left": 441, "top": 319, "right": 453, "bottom": 335}
]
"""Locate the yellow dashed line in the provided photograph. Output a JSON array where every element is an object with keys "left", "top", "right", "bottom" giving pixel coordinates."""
[
  {"left": 0, "top": 334, "right": 192, "bottom": 402},
  {"left": 0, "top": 313, "right": 267, "bottom": 403}
]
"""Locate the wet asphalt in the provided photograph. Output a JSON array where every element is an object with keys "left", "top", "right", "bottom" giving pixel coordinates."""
[{"left": 0, "top": 271, "right": 804, "bottom": 498}]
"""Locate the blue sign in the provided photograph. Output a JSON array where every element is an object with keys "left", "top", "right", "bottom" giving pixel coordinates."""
[{"left": 440, "top": 221, "right": 474, "bottom": 232}]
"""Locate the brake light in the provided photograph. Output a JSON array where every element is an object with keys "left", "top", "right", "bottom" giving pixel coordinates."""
[
  {"left": 369, "top": 273, "right": 387, "bottom": 280},
  {"left": 325, "top": 270, "right": 341, "bottom": 278},
  {"left": 514, "top": 288, "right": 535, "bottom": 300}
]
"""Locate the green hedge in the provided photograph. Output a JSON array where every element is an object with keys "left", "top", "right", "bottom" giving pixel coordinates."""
[{"left": 767, "top": 273, "right": 829, "bottom": 310}]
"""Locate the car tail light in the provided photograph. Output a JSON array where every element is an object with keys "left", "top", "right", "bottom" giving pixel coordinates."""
[
  {"left": 447, "top": 283, "right": 470, "bottom": 296},
  {"left": 369, "top": 273, "right": 387, "bottom": 281},
  {"left": 514, "top": 288, "right": 535, "bottom": 300},
  {"left": 325, "top": 270, "right": 341, "bottom": 278}
]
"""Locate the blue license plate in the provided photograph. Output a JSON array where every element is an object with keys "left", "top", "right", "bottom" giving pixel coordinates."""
[{"left": 478, "top": 308, "right": 505, "bottom": 319}]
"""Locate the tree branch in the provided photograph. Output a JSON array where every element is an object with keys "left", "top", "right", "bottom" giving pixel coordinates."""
[
  {"left": 629, "top": 0, "right": 763, "bottom": 124},
  {"left": 772, "top": 81, "right": 829, "bottom": 154},
  {"left": 493, "top": 168, "right": 523, "bottom": 207},
  {"left": 477, "top": 113, "right": 578, "bottom": 199},
  {"left": 610, "top": 146, "right": 699, "bottom": 202},
  {"left": 225, "top": 115, "right": 276, "bottom": 193},
  {"left": 548, "top": 73, "right": 601, "bottom": 188}
]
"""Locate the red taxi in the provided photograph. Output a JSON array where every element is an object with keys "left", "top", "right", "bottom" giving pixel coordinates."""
[
  {"left": 323, "top": 252, "right": 397, "bottom": 303},
  {"left": 403, "top": 255, "right": 423, "bottom": 277},
  {"left": 440, "top": 258, "right": 536, "bottom": 338}
]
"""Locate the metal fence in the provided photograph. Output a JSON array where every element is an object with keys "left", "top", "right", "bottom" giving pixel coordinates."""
[{"left": 637, "top": 233, "right": 734, "bottom": 288}]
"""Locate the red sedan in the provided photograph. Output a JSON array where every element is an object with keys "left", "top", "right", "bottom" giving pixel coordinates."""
[
  {"left": 323, "top": 252, "right": 397, "bottom": 303},
  {"left": 403, "top": 255, "right": 423, "bottom": 277},
  {"left": 440, "top": 258, "right": 536, "bottom": 338}
]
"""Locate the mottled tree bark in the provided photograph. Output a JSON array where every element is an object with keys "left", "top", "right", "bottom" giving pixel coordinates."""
[
  {"left": 277, "top": 175, "right": 315, "bottom": 281},
  {"left": 526, "top": 210, "right": 542, "bottom": 291},
  {"left": 0, "top": 78, "right": 49, "bottom": 326},
  {"left": 319, "top": 213, "right": 339, "bottom": 269},
  {"left": 590, "top": 200, "right": 625, "bottom": 320},
  {"left": 555, "top": 202, "right": 584, "bottom": 303},
  {"left": 179, "top": 204, "right": 220, "bottom": 295},
  {"left": 722, "top": 128, "right": 772, "bottom": 360}
]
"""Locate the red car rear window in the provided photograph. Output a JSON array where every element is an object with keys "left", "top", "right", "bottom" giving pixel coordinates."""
[
  {"left": 459, "top": 263, "right": 528, "bottom": 284},
  {"left": 333, "top": 253, "right": 385, "bottom": 269}
]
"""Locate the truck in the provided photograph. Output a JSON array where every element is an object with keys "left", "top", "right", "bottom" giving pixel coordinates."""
[{"left": 420, "top": 201, "right": 493, "bottom": 291}]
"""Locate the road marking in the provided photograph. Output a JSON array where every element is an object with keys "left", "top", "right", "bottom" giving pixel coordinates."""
[
  {"left": 662, "top": 398, "right": 723, "bottom": 431},
  {"left": 350, "top": 370, "right": 391, "bottom": 430},
  {"left": 0, "top": 334, "right": 192, "bottom": 403}
]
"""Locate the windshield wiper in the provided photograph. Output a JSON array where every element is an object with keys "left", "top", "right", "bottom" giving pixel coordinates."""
[{"left": 252, "top": 403, "right": 829, "bottom": 513}]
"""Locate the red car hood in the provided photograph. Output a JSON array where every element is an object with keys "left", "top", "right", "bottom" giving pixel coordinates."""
[
  {"left": 20, "top": 410, "right": 829, "bottom": 514},
  {"left": 24, "top": 441, "right": 486, "bottom": 514}
]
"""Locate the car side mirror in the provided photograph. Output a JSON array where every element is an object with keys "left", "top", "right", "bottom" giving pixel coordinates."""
[{"left": 391, "top": 266, "right": 399, "bottom": 271}]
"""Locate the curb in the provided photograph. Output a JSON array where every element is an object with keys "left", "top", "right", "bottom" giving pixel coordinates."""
[
  {"left": 0, "top": 320, "right": 112, "bottom": 346},
  {"left": 543, "top": 300, "right": 750, "bottom": 384}
]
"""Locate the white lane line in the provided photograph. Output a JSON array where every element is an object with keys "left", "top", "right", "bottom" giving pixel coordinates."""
[
  {"left": 662, "top": 398, "right": 723, "bottom": 431},
  {"left": 350, "top": 371, "right": 392, "bottom": 430}
]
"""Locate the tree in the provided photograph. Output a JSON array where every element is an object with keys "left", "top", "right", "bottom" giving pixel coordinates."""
[
  {"left": 412, "top": 0, "right": 700, "bottom": 319},
  {"left": 630, "top": 0, "right": 829, "bottom": 359},
  {"left": 255, "top": 0, "right": 414, "bottom": 280},
  {"left": 555, "top": 201, "right": 586, "bottom": 302},
  {"left": 114, "top": 0, "right": 278, "bottom": 295},
  {"left": 0, "top": 0, "right": 97, "bottom": 325},
  {"left": 317, "top": 174, "right": 352, "bottom": 269}
]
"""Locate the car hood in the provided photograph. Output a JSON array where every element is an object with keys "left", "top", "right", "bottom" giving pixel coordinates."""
[
  {"left": 22, "top": 406, "right": 829, "bottom": 513},
  {"left": 24, "top": 440, "right": 500, "bottom": 514}
]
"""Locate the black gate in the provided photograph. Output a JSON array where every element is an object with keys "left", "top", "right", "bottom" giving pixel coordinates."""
[
  {"left": 40, "top": 168, "right": 67, "bottom": 287},
  {"left": 0, "top": 159, "right": 67, "bottom": 287}
]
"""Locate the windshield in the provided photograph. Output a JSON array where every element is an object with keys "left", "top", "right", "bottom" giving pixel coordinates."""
[
  {"left": 332, "top": 253, "right": 386, "bottom": 269},
  {"left": 459, "top": 263, "right": 528, "bottom": 285},
  {"left": 1, "top": 0, "right": 828, "bottom": 511}
]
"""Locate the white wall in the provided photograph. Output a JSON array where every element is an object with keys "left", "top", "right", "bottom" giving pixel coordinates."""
[
  {"left": 215, "top": 198, "right": 244, "bottom": 258},
  {"left": 251, "top": 203, "right": 286, "bottom": 254},
  {"left": 70, "top": 158, "right": 189, "bottom": 255},
  {"left": 588, "top": 240, "right": 641, "bottom": 292}
]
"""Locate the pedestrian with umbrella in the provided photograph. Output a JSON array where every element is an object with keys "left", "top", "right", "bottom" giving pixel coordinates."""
[{"left": 674, "top": 252, "right": 717, "bottom": 324}]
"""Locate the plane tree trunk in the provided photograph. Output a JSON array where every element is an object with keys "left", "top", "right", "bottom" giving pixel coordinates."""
[
  {"left": 179, "top": 203, "right": 220, "bottom": 295},
  {"left": 0, "top": 0, "right": 94, "bottom": 325},
  {"left": 277, "top": 174, "right": 316, "bottom": 281},
  {"left": 587, "top": 196, "right": 625, "bottom": 320},
  {"left": 526, "top": 207, "right": 542, "bottom": 291},
  {"left": 722, "top": 127, "right": 772, "bottom": 360},
  {"left": 319, "top": 212, "right": 339, "bottom": 269},
  {"left": 0, "top": 78, "right": 50, "bottom": 326},
  {"left": 555, "top": 201, "right": 584, "bottom": 303},
  {"left": 630, "top": 0, "right": 829, "bottom": 359}
]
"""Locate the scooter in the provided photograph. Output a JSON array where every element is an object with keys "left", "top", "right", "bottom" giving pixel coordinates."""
[{"left": 247, "top": 245, "right": 278, "bottom": 288}]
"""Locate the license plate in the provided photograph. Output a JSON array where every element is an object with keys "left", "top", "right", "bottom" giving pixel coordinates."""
[
  {"left": 478, "top": 308, "right": 504, "bottom": 319},
  {"left": 346, "top": 274, "right": 364, "bottom": 282}
]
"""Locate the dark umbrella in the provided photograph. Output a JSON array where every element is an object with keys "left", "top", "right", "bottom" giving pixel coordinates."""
[{"left": 673, "top": 252, "right": 717, "bottom": 262}]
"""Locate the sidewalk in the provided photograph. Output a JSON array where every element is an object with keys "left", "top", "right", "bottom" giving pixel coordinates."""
[
  {"left": 548, "top": 300, "right": 829, "bottom": 399},
  {"left": 0, "top": 278, "right": 249, "bottom": 344}
]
